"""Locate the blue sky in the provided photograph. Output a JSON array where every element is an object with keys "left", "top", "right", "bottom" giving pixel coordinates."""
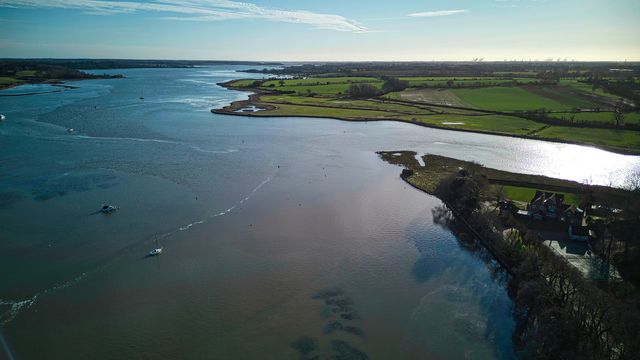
[{"left": 0, "top": 0, "right": 638, "bottom": 60}]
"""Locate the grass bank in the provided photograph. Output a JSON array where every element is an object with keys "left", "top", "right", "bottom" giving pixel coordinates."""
[{"left": 215, "top": 77, "right": 640, "bottom": 155}]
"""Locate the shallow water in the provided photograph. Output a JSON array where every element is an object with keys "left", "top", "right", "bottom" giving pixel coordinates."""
[{"left": 1, "top": 67, "right": 638, "bottom": 359}]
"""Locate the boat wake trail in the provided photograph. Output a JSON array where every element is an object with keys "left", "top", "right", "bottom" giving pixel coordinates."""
[
  {"left": 0, "top": 172, "right": 275, "bottom": 327},
  {"left": 42, "top": 133, "right": 240, "bottom": 156},
  {"left": 187, "top": 145, "right": 239, "bottom": 154},
  {"left": 0, "top": 295, "right": 38, "bottom": 326},
  {"left": 171, "top": 174, "right": 272, "bottom": 234}
]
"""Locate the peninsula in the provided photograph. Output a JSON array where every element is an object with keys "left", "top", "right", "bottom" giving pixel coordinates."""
[
  {"left": 214, "top": 62, "right": 640, "bottom": 154},
  {"left": 378, "top": 150, "right": 640, "bottom": 358}
]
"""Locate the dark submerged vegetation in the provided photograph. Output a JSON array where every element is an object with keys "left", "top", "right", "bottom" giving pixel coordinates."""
[{"left": 291, "top": 288, "right": 368, "bottom": 359}]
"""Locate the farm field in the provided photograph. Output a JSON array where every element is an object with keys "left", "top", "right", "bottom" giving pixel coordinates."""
[
  {"left": 258, "top": 77, "right": 383, "bottom": 96},
  {"left": 224, "top": 79, "right": 258, "bottom": 88},
  {"left": 261, "top": 77, "right": 379, "bottom": 87},
  {"left": 260, "top": 94, "right": 438, "bottom": 114},
  {"left": 15, "top": 70, "right": 37, "bottom": 77},
  {"left": 559, "top": 79, "right": 622, "bottom": 100},
  {"left": 383, "top": 88, "right": 468, "bottom": 107},
  {"left": 524, "top": 86, "right": 597, "bottom": 109},
  {"left": 536, "top": 126, "right": 640, "bottom": 152},
  {"left": 218, "top": 73, "right": 640, "bottom": 154},
  {"left": 246, "top": 100, "right": 543, "bottom": 135},
  {"left": 255, "top": 103, "right": 396, "bottom": 119},
  {"left": 399, "top": 77, "right": 539, "bottom": 87},
  {"left": 0, "top": 76, "right": 20, "bottom": 86},
  {"left": 417, "top": 114, "right": 544, "bottom": 135},
  {"left": 550, "top": 111, "right": 640, "bottom": 125},
  {"left": 452, "top": 86, "right": 579, "bottom": 111}
]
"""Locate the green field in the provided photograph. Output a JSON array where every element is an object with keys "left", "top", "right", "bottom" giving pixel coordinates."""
[
  {"left": 383, "top": 88, "right": 468, "bottom": 107},
  {"left": 220, "top": 75, "right": 640, "bottom": 154},
  {"left": 500, "top": 185, "right": 582, "bottom": 205},
  {"left": 415, "top": 114, "right": 543, "bottom": 135},
  {"left": 260, "top": 94, "right": 438, "bottom": 114},
  {"left": 400, "top": 77, "right": 539, "bottom": 88},
  {"left": 559, "top": 79, "right": 622, "bottom": 100},
  {"left": 15, "top": 70, "right": 38, "bottom": 77},
  {"left": 260, "top": 77, "right": 383, "bottom": 96},
  {"left": 550, "top": 111, "right": 640, "bottom": 125},
  {"left": 0, "top": 76, "right": 20, "bottom": 85},
  {"left": 257, "top": 103, "right": 396, "bottom": 119},
  {"left": 526, "top": 86, "right": 595, "bottom": 108},
  {"left": 536, "top": 126, "right": 640, "bottom": 152},
  {"left": 225, "top": 79, "right": 259, "bottom": 88},
  {"left": 251, "top": 99, "right": 542, "bottom": 135},
  {"left": 261, "top": 77, "right": 378, "bottom": 87},
  {"left": 452, "top": 86, "right": 579, "bottom": 111}
]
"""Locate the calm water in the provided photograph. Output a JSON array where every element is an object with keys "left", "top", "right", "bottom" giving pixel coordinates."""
[{"left": 1, "top": 67, "right": 639, "bottom": 360}]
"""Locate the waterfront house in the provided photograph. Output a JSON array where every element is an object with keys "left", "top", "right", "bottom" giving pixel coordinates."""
[
  {"left": 561, "top": 205, "right": 585, "bottom": 225},
  {"left": 528, "top": 191, "right": 565, "bottom": 220}
]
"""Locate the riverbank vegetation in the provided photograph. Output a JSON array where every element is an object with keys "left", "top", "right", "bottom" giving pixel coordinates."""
[
  {"left": 378, "top": 151, "right": 640, "bottom": 359},
  {"left": 216, "top": 62, "right": 640, "bottom": 154}
]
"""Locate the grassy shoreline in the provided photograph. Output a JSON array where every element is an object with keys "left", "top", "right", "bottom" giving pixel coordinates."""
[
  {"left": 377, "top": 151, "right": 640, "bottom": 358},
  {"left": 213, "top": 83, "right": 640, "bottom": 155}
]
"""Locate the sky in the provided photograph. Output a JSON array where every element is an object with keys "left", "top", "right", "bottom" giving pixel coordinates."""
[{"left": 0, "top": 0, "right": 639, "bottom": 61}]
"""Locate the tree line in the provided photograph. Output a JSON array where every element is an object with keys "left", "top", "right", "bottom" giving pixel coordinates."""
[{"left": 433, "top": 167, "right": 640, "bottom": 359}]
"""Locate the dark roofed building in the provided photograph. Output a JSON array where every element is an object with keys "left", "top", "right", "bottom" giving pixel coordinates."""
[{"left": 528, "top": 191, "right": 566, "bottom": 220}]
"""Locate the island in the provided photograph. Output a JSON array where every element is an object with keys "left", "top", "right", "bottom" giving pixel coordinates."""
[{"left": 214, "top": 62, "right": 640, "bottom": 155}]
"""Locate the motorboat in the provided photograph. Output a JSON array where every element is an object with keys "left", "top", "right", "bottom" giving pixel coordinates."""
[
  {"left": 67, "top": 128, "right": 75, "bottom": 133},
  {"left": 0, "top": 114, "right": 5, "bottom": 121},
  {"left": 100, "top": 204, "right": 117, "bottom": 214},
  {"left": 148, "top": 238, "right": 163, "bottom": 256}
]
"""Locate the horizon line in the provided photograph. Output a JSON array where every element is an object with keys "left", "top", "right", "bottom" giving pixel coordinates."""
[{"left": 1, "top": 57, "right": 639, "bottom": 63}]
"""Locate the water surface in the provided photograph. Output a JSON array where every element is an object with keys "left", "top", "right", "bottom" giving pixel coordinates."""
[{"left": 1, "top": 67, "right": 638, "bottom": 359}]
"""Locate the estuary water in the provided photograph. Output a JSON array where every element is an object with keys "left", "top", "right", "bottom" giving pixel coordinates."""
[{"left": 1, "top": 67, "right": 638, "bottom": 360}]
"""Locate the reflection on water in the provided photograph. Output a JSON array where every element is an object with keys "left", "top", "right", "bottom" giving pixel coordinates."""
[{"left": 0, "top": 66, "right": 637, "bottom": 359}]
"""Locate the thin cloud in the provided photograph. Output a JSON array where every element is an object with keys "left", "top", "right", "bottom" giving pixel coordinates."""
[
  {"left": 408, "top": 9, "right": 468, "bottom": 17},
  {"left": 0, "top": 0, "right": 368, "bottom": 32}
]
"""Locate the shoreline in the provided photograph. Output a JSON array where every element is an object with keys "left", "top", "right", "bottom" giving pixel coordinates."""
[
  {"left": 212, "top": 85, "right": 640, "bottom": 156},
  {"left": 0, "top": 83, "right": 78, "bottom": 96},
  {"left": 378, "top": 151, "right": 640, "bottom": 357},
  {"left": 0, "top": 75, "right": 121, "bottom": 92}
]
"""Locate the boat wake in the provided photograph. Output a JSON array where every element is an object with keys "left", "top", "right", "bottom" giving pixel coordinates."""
[
  {"left": 0, "top": 295, "right": 38, "bottom": 326},
  {"left": 187, "top": 145, "right": 239, "bottom": 154},
  {"left": 172, "top": 174, "right": 272, "bottom": 234},
  {"left": 0, "top": 172, "right": 275, "bottom": 326},
  {"left": 28, "top": 131, "right": 241, "bottom": 157}
]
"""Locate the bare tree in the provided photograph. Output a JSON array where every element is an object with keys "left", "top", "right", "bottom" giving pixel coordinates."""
[
  {"left": 624, "top": 170, "right": 640, "bottom": 193},
  {"left": 613, "top": 100, "right": 625, "bottom": 126}
]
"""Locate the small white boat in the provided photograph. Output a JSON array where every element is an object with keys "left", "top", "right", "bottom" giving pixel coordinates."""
[
  {"left": 100, "top": 204, "right": 117, "bottom": 214},
  {"left": 148, "top": 238, "right": 163, "bottom": 256},
  {"left": 0, "top": 114, "right": 5, "bottom": 121},
  {"left": 67, "top": 128, "right": 75, "bottom": 133}
]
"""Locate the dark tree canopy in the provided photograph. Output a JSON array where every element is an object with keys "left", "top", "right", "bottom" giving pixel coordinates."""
[{"left": 348, "top": 83, "right": 379, "bottom": 98}]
